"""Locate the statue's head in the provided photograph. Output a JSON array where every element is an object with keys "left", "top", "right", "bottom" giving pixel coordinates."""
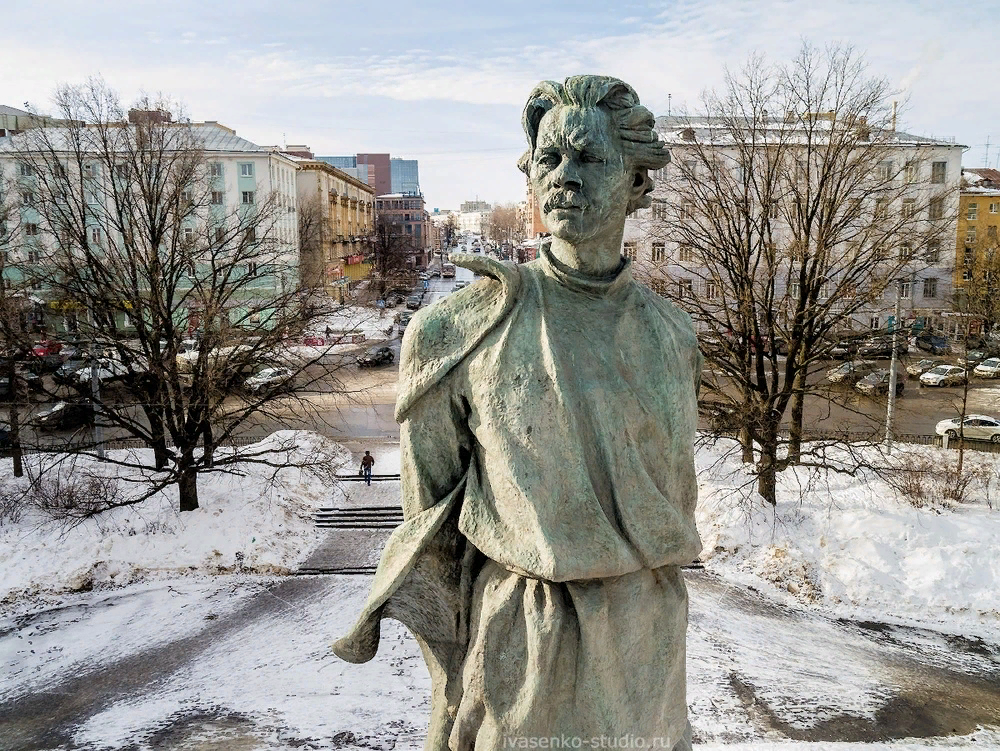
[{"left": 519, "top": 75, "right": 670, "bottom": 246}]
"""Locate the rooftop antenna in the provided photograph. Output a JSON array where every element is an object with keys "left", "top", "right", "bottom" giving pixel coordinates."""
[
  {"left": 282, "top": 132, "right": 286, "bottom": 150},
  {"left": 668, "top": 93, "right": 672, "bottom": 119},
  {"left": 985, "top": 135, "right": 991, "bottom": 168}
]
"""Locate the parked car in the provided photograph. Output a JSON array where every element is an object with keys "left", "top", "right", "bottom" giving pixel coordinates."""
[
  {"left": 55, "top": 357, "right": 92, "bottom": 385},
  {"left": 76, "top": 357, "right": 129, "bottom": 387},
  {"left": 957, "top": 349, "right": 993, "bottom": 368},
  {"left": 244, "top": 367, "right": 294, "bottom": 395},
  {"left": 935, "top": 414, "right": 1000, "bottom": 443},
  {"left": 906, "top": 358, "right": 944, "bottom": 378},
  {"left": 827, "top": 360, "right": 880, "bottom": 386},
  {"left": 406, "top": 296, "right": 422, "bottom": 310},
  {"left": 858, "top": 334, "right": 908, "bottom": 359},
  {"left": 0, "top": 368, "right": 42, "bottom": 398},
  {"left": 855, "top": 369, "right": 905, "bottom": 397},
  {"left": 0, "top": 426, "right": 11, "bottom": 454},
  {"left": 454, "top": 281, "right": 469, "bottom": 290},
  {"left": 920, "top": 365, "right": 967, "bottom": 387},
  {"left": 915, "top": 332, "right": 951, "bottom": 355},
  {"left": 828, "top": 336, "right": 863, "bottom": 360},
  {"left": 398, "top": 311, "right": 414, "bottom": 329},
  {"left": 356, "top": 346, "right": 395, "bottom": 368},
  {"left": 975, "top": 357, "right": 1000, "bottom": 378},
  {"left": 33, "top": 400, "right": 95, "bottom": 431}
]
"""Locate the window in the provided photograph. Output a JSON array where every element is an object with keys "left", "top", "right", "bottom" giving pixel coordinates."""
[
  {"left": 27, "top": 248, "right": 41, "bottom": 264},
  {"left": 622, "top": 241, "right": 637, "bottom": 261},
  {"left": 931, "top": 161, "right": 947, "bottom": 184},
  {"left": 183, "top": 227, "right": 194, "bottom": 243},
  {"left": 652, "top": 242, "right": 666, "bottom": 263},
  {"left": 770, "top": 201, "right": 780, "bottom": 219},
  {"left": 900, "top": 241, "right": 913, "bottom": 261},
  {"left": 677, "top": 279, "right": 693, "bottom": 298},
  {"left": 245, "top": 227, "right": 256, "bottom": 242},
  {"left": 681, "top": 201, "right": 694, "bottom": 219},
  {"left": 877, "top": 160, "right": 893, "bottom": 181},
  {"left": 683, "top": 160, "right": 697, "bottom": 176},
  {"left": 968, "top": 202, "right": 979, "bottom": 221},
  {"left": 928, "top": 197, "right": 944, "bottom": 220},
  {"left": 241, "top": 191, "right": 255, "bottom": 205},
  {"left": 24, "top": 223, "right": 39, "bottom": 236},
  {"left": 902, "top": 198, "right": 916, "bottom": 219},
  {"left": 239, "top": 163, "right": 254, "bottom": 177},
  {"left": 923, "top": 277, "right": 938, "bottom": 298},
  {"left": 19, "top": 163, "right": 32, "bottom": 176},
  {"left": 875, "top": 199, "right": 889, "bottom": 219},
  {"left": 870, "top": 315, "right": 880, "bottom": 330},
  {"left": 248, "top": 261, "right": 258, "bottom": 276},
  {"left": 83, "top": 163, "right": 96, "bottom": 178},
  {"left": 967, "top": 227, "right": 978, "bottom": 245},
  {"left": 925, "top": 240, "right": 941, "bottom": 263},
  {"left": 900, "top": 281, "right": 911, "bottom": 299},
  {"left": 650, "top": 278, "right": 669, "bottom": 297},
  {"left": 964, "top": 247, "right": 974, "bottom": 267},
  {"left": 789, "top": 281, "right": 801, "bottom": 298},
  {"left": 991, "top": 202, "right": 999, "bottom": 214},
  {"left": 679, "top": 245, "right": 694, "bottom": 263},
  {"left": 211, "top": 191, "right": 224, "bottom": 205},
  {"left": 705, "top": 280, "right": 719, "bottom": 300},
  {"left": 210, "top": 163, "right": 223, "bottom": 178},
  {"left": 21, "top": 191, "right": 34, "bottom": 206},
  {"left": 115, "top": 164, "right": 127, "bottom": 178},
  {"left": 90, "top": 227, "right": 101, "bottom": 244},
  {"left": 652, "top": 201, "right": 668, "bottom": 221},
  {"left": 214, "top": 227, "right": 225, "bottom": 243},
  {"left": 904, "top": 161, "right": 918, "bottom": 183},
  {"left": 182, "top": 188, "right": 194, "bottom": 204}
]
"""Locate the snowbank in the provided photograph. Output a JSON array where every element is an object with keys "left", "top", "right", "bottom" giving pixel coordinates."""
[
  {"left": 696, "top": 439, "right": 1000, "bottom": 639},
  {"left": 0, "top": 431, "right": 351, "bottom": 607}
]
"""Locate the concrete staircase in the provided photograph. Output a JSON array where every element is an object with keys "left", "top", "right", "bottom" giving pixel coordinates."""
[{"left": 313, "top": 506, "right": 404, "bottom": 529}]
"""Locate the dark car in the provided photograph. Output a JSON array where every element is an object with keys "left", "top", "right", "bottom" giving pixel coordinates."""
[
  {"left": 33, "top": 400, "right": 95, "bottom": 431},
  {"left": 405, "top": 296, "right": 422, "bottom": 310},
  {"left": 356, "top": 346, "right": 395, "bottom": 368},
  {"left": 858, "top": 334, "right": 908, "bottom": 359},
  {"left": 398, "top": 311, "right": 414, "bottom": 329},
  {"left": 855, "top": 369, "right": 905, "bottom": 397},
  {"left": 0, "top": 427, "right": 11, "bottom": 454},
  {"left": 54, "top": 358, "right": 92, "bottom": 385},
  {"left": 915, "top": 332, "right": 950, "bottom": 355},
  {"left": 828, "top": 335, "right": 865, "bottom": 360},
  {"left": 0, "top": 368, "right": 42, "bottom": 398}
]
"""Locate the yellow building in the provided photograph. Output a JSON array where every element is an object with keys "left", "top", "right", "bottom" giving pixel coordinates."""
[
  {"left": 956, "top": 168, "right": 1000, "bottom": 282},
  {"left": 294, "top": 158, "right": 376, "bottom": 299}
]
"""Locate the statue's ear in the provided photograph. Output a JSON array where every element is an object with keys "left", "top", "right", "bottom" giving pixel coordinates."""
[{"left": 628, "top": 167, "right": 653, "bottom": 207}]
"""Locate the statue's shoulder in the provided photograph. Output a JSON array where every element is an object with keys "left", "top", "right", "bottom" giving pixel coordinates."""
[
  {"left": 396, "top": 255, "right": 521, "bottom": 421},
  {"left": 633, "top": 281, "right": 697, "bottom": 338}
]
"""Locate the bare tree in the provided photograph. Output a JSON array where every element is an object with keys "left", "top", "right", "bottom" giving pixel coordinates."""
[
  {"left": 633, "top": 43, "right": 956, "bottom": 504},
  {"left": 484, "top": 203, "right": 525, "bottom": 247},
  {"left": 441, "top": 213, "right": 458, "bottom": 248},
  {"left": 5, "top": 78, "right": 347, "bottom": 512},
  {"left": 297, "top": 193, "right": 327, "bottom": 293},
  {"left": 368, "top": 215, "right": 415, "bottom": 300}
]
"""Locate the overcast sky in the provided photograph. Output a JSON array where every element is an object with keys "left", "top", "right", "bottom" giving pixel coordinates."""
[{"left": 2, "top": 0, "right": 997, "bottom": 210}]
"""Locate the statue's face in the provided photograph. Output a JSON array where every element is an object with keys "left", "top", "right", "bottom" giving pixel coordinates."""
[{"left": 530, "top": 106, "right": 632, "bottom": 245}]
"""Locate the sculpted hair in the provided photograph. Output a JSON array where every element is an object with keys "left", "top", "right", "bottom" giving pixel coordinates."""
[{"left": 518, "top": 75, "right": 671, "bottom": 212}]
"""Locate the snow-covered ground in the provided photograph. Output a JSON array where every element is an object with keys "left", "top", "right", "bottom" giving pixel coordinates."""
[
  {"left": 2, "top": 435, "right": 999, "bottom": 749},
  {"left": 0, "top": 431, "right": 351, "bottom": 607}
]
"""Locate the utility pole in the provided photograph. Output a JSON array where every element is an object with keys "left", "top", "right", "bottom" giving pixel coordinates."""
[{"left": 885, "top": 279, "right": 903, "bottom": 450}]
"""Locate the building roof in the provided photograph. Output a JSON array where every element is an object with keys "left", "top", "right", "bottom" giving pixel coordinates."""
[
  {"left": 962, "top": 168, "right": 1000, "bottom": 192},
  {"left": 376, "top": 193, "right": 424, "bottom": 199},
  {"left": 0, "top": 121, "right": 278, "bottom": 155},
  {"left": 655, "top": 115, "right": 965, "bottom": 148},
  {"left": 0, "top": 104, "right": 34, "bottom": 117}
]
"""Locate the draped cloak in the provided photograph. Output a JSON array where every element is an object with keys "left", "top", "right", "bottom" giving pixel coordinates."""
[{"left": 334, "top": 244, "right": 703, "bottom": 750}]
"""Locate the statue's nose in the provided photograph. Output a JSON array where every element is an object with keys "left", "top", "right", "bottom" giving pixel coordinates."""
[{"left": 552, "top": 159, "right": 582, "bottom": 190}]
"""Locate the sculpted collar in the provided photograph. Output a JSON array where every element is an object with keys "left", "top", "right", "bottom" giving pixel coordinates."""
[{"left": 540, "top": 241, "right": 633, "bottom": 298}]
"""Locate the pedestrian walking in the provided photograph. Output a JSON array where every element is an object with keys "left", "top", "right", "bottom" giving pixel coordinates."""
[{"left": 360, "top": 450, "right": 375, "bottom": 486}]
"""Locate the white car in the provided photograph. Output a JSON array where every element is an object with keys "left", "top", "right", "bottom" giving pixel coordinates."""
[
  {"left": 935, "top": 414, "right": 1000, "bottom": 443},
  {"left": 919, "top": 365, "right": 967, "bottom": 387},
  {"left": 244, "top": 367, "right": 294, "bottom": 395},
  {"left": 974, "top": 357, "right": 1000, "bottom": 378}
]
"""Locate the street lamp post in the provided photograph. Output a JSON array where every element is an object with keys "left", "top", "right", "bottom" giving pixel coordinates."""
[{"left": 885, "top": 279, "right": 903, "bottom": 450}]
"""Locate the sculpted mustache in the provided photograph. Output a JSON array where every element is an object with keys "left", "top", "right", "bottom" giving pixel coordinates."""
[{"left": 543, "top": 195, "right": 584, "bottom": 212}]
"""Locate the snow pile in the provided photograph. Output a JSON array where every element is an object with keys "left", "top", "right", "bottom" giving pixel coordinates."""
[
  {"left": 696, "top": 439, "right": 1000, "bottom": 638},
  {"left": 310, "top": 305, "right": 395, "bottom": 342},
  {"left": 0, "top": 431, "right": 351, "bottom": 606}
]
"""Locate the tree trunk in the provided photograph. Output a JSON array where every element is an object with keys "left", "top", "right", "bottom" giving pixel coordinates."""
[
  {"left": 756, "top": 421, "right": 779, "bottom": 506},
  {"left": 201, "top": 419, "right": 214, "bottom": 468},
  {"left": 146, "top": 408, "right": 169, "bottom": 471},
  {"left": 740, "top": 423, "right": 754, "bottom": 464},
  {"left": 10, "top": 393, "right": 22, "bottom": 478},
  {"left": 788, "top": 369, "right": 806, "bottom": 463},
  {"left": 178, "top": 458, "right": 199, "bottom": 512}
]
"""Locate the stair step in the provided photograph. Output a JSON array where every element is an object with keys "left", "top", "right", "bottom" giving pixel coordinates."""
[{"left": 316, "top": 522, "right": 401, "bottom": 529}]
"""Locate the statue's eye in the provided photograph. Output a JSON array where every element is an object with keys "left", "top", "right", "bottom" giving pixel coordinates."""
[
  {"left": 538, "top": 152, "right": 560, "bottom": 167},
  {"left": 581, "top": 152, "right": 604, "bottom": 164}
]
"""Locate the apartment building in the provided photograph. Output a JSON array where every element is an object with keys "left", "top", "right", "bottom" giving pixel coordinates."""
[
  {"left": 0, "top": 121, "right": 301, "bottom": 334},
  {"left": 625, "top": 115, "right": 964, "bottom": 335},
  {"left": 376, "top": 192, "right": 430, "bottom": 268},
  {"left": 293, "top": 157, "right": 376, "bottom": 298}
]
